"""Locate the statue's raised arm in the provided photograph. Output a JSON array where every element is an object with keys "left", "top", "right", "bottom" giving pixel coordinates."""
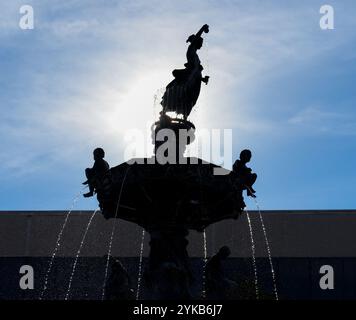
[
  {"left": 195, "top": 24, "right": 209, "bottom": 38},
  {"left": 185, "top": 24, "right": 209, "bottom": 70}
]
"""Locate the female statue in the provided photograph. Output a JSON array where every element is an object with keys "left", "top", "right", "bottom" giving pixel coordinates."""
[{"left": 161, "top": 24, "right": 210, "bottom": 120}]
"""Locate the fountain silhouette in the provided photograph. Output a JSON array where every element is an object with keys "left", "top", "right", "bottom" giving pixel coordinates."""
[{"left": 77, "top": 24, "right": 275, "bottom": 300}]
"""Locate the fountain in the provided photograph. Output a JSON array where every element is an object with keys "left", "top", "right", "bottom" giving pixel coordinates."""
[{"left": 91, "top": 24, "right": 249, "bottom": 299}]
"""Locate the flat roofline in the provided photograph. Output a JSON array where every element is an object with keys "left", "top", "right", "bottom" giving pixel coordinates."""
[{"left": 0, "top": 209, "right": 356, "bottom": 217}]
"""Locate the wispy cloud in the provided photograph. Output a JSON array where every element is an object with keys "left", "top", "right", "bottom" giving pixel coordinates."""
[{"left": 288, "top": 106, "right": 356, "bottom": 135}]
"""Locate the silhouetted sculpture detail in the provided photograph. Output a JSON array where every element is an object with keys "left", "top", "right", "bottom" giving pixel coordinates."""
[
  {"left": 161, "top": 24, "right": 210, "bottom": 120},
  {"left": 206, "top": 246, "right": 237, "bottom": 299},
  {"left": 153, "top": 112, "right": 196, "bottom": 160},
  {"left": 145, "top": 227, "right": 192, "bottom": 299},
  {"left": 83, "top": 148, "right": 110, "bottom": 198},
  {"left": 82, "top": 25, "right": 257, "bottom": 300},
  {"left": 232, "top": 149, "right": 257, "bottom": 198},
  {"left": 153, "top": 25, "right": 209, "bottom": 159},
  {"left": 104, "top": 255, "right": 134, "bottom": 300}
]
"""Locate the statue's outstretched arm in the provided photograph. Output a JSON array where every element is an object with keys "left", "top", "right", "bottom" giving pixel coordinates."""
[{"left": 195, "top": 24, "right": 209, "bottom": 38}]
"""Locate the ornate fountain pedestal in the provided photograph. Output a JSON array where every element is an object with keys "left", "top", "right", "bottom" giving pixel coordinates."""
[{"left": 146, "top": 226, "right": 191, "bottom": 299}]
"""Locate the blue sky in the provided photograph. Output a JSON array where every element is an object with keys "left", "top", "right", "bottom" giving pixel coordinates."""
[{"left": 0, "top": 0, "right": 355, "bottom": 210}]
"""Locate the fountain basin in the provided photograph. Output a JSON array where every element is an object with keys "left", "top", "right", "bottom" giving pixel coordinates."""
[{"left": 97, "top": 157, "right": 245, "bottom": 232}]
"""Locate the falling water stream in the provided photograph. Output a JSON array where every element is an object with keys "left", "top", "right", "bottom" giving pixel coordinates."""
[
  {"left": 202, "top": 229, "right": 208, "bottom": 299},
  {"left": 136, "top": 229, "right": 146, "bottom": 300},
  {"left": 196, "top": 166, "right": 208, "bottom": 299},
  {"left": 245, "top": 209, "right": 259, "bottom": 299},
  {"left": 65, "top": 208, "right": 99, "bottom": 300},
  {"left": 101, "top": 167, "right": 131, "bottom": 300},
  {"left": 39, "top": 189, "right": 84, "bottom": 299},
  {"left": 251, "top": 197, "right": 279, "bottom": 300}
]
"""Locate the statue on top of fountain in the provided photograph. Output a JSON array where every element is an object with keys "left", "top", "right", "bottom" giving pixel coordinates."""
[{"left": 160, "top": 24, "right": 210, "bottom": 121}]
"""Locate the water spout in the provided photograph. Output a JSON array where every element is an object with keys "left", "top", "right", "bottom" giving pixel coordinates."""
[
  {"left": 201, "top": 229, "right": 208, "bottom": 299},
  {"left": 251, "top": 197, "right": 279, "bottom": 300},
  {"left": 245, "top": 209, "right": 259, "bottom": 299},
  {"left": 136, "top": 229, "right": 146, "bottom": 300},
  {"left": 101, "top": 167, "right": 131, "bottom": 300},
  {"left": 39, "top": 189, "right": 84, "bottom": 299},
  {"left": 65, "top": 208, "right": 99, "bottom": 300}
]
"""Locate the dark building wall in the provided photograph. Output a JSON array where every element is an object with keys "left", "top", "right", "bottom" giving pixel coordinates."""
[
  {"left": 0, "top": 210, "right": 355, "bottom": 299},
  {"left": 2, "top": 210, "right": 356, "bottom": 257}
]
